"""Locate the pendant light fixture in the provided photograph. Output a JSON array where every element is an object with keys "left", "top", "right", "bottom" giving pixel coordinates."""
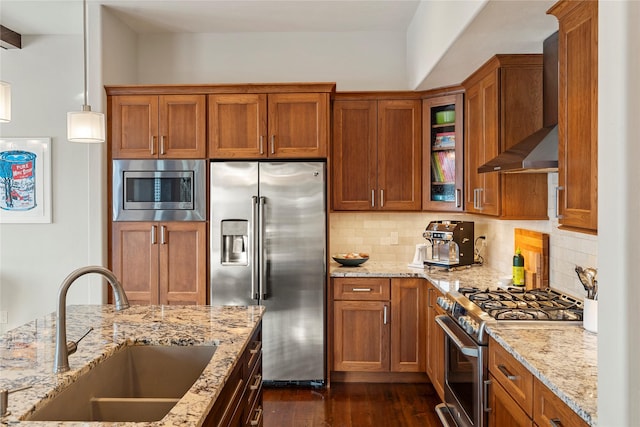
[
  {"left": 67, "top": 0, "right": 105, "bottom": 143},
  {"left": 0, "top": 81, "right": 10, "bottom": 123}
]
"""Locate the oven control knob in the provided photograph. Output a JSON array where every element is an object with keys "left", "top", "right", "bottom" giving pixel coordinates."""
[
  {"left": 437, "top": 296, "right": 452, "bottom": 311},
  {"left": 458, "top": 316, "right": 478, "bottom": 334}
]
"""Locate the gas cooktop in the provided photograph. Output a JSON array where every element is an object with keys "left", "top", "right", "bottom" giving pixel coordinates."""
[
  {"left": 436, "top": 286, "right": 584, "bottom": 345},
  {"left": 458, "top": 286, "right": 583, "bottom": 321}
]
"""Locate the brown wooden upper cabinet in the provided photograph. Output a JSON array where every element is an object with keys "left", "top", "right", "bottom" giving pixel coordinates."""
[
  {"left": 463, "top": 55, "right": 548, "bottom": 219},
  {"left": 110, "top": 94, "right": 206, "bottom": 159},
  {"left": 332, "top": 95, "right": 422, "bottom": 211},
  {"left": 208, "top": 92, "right": 329, "bottom": 159},
  {"left": 422, "top": 92, "right": 464, "bottom": 211},
  {"left": 548, "top": 0, "right": 598, "bottom": 233}
]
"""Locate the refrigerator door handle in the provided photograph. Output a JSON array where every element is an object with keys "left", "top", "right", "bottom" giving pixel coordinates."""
[
  {"left": 258, "top": 196, "right": 267, "bottom": 300},
  {"left": 250, "top": 196, "right": 259, "bottom": 301}
]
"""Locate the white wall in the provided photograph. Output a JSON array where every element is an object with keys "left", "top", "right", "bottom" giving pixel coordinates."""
[
  {"left": 406, "top": 0, "right": 486, "bottom": 89},
  {"left": 598, "top": 1, "right": 640, "bottom": 424},
  {"left": 0, "top": 34, "right": 105, "bottom": 333},
  {"left": 136, "top": 31, "right": 408, "bottom": 90},
  {"left": 0, "top": 4, "right": 137, "bottom": 333}
]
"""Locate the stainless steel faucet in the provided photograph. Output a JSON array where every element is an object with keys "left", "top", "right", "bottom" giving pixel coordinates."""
[{"left": 53, "top": 266, "right": 130, "bottom": 373}]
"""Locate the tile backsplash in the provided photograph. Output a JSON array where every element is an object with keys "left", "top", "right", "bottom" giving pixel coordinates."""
[{"left": 329, "top": 173, "right": 598, "bottom": 299}]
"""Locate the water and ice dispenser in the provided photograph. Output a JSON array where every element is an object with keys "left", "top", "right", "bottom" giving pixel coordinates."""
[{"left": 221, "top": 220, "right": 249, "bottom": 265}]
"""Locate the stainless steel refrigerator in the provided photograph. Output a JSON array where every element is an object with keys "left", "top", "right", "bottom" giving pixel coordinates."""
[{"left": 210, "top": 161, "right": 326, "bottom": 385}]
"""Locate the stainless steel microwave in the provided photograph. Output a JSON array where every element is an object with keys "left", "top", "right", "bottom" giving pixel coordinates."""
[{"left": 112, "top": 159, "right": 206, "bottom": 222}]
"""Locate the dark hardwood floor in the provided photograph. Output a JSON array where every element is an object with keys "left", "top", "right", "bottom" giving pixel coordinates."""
[{"left": 263, "top": 382, "right": 442, "bottom": 427}]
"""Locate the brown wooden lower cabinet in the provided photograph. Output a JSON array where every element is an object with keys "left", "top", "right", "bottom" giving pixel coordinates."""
[
  {"left": 331, "top": 277, "right": 426, "bottom": 381},
  {"left": 111, "top": 221, "right": 207, "bottom": 305},
  {"left": 204, "top": 323, "right": 263, "bottom": 427},
  {"left": 488, "top": 337, "right": 588, "bottom": 427},
  {"left": 488, "top": 373, "right": 534, "bottom": 427},
  {"left": 425, "top": 282, "right": 445, "bottom": 400}
]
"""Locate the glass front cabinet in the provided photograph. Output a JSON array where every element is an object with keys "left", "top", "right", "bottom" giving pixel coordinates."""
[{"left": 422, "top": 93, "right": 464, "bottom": 211}]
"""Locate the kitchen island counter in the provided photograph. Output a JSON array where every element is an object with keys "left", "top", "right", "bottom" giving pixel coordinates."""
[
  {"left": 0, "top": 304, "right": 264, "bottom": 426},
  {"left": 330, "top": 261, "right": 597, "bottom": 426}
]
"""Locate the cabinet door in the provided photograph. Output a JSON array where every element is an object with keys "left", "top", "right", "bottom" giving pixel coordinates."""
[
  {"left": 466, "top": 75, "right": 500, "bottom": 214},
  {"left": 159, "top": 222, "right": 207, "bottom": 305},
  {"left": 377, "top": 100, "right": 422, "bottom": 210},
  {"left": 533, "top": 377, "right": 589, "bottom": 427},
  {"left": 465, "top": 73, "right": 500, "bottom": 216},
  {"left": 390, "top": 278, "right": 425, "bottom": 372},
  {"left": 208, "top": 94, "right": 268, "bottom": 159},
  {"left": 333, "top": 300, "right": 390, "bottom": 372},
  {"left": 332, "top": 100, "right": 378, "bottom": 210},
  {"left": 159, "top": 95, "right": 207, "bottom": 158},
  {"left": 111, "top": 95, "right": 158, "bottom": 159},
  {"left": 426, "top": 285, "right": 445, "bottom": 400},
  {"left": 464, "top": 83, "right": 484, "bottom": 213},
  {"left": 552, "top": 0, "right": 598, "bottom": 232},
  {"left": 267, "top": 93, "right": 329, "bottom": 158},
  {"left": 488, "top": 374, "right": 534, "bottom": 427},
  {"left": 423, "top": 93, "right": 464, "bottom": 211},
  {"left": 112, "top": 222, "right": 159, "bottom": 305}
]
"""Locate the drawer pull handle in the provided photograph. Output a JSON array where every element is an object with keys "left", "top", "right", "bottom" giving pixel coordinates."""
[
  {"left": 549, "top": 418, "right": 563, "bottom": 427},
  {"left": 351, "top": 288, "right": 372, "bottom": 292},
  {"left": 497, "top": 364, "right": 519, "bottom": 381},
  {"left": 249, "top": 341, "right": 262, "bottom": 355},
  {"left": 250, "top": 373, "right": 262, "bottom": 390},
  {"left": 250, "top": 407, "right": 263, "bottom": 426}
]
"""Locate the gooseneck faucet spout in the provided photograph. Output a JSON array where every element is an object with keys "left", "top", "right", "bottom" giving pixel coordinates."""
[{"left": 54, "top": 266, "right": 130, "bottom": 373}]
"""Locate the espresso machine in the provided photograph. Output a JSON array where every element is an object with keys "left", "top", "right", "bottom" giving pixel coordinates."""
[{"left": 422, "top": 220, "right": 474, "bottom": 268}]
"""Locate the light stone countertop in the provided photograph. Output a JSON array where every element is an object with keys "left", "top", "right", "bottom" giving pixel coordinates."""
[
  {"left": 0, "top": 304, "right": 264, "bottom": 426},
  {"left": 330, "top": 260, "right": 597, "bottom": 426}
]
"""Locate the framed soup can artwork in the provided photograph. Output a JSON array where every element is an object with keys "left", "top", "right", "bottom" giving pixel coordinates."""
[{"left": 0, "top": 138, "right": 51, "bottom": 223}]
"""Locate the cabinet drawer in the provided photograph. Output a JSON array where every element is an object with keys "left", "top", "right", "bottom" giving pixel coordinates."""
[
  {"left": 533, "top": 378, "right": 588, "bottom": 427},
  {"left": 207, "top": 360, "right": 244, "bottom": 427},
  {"left": 244, "top": 353, "right": 263, "bottom": 425},
  {"left": 245, "top": 330, "right": 262, "bottom": 377},
  {"left": 489, "top": 338, "right": 534, "bottom": 416},
  {"left": 333, "top": 278, "right": 390, "bottom": 301}
]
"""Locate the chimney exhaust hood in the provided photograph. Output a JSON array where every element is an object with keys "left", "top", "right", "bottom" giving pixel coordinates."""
[{"left": 478, "top": 31, "right": 559, "bottom": 174}]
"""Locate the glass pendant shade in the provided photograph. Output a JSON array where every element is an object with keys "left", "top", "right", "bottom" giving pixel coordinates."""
[
  {"left": 0, "top": 81, "right": 11, "bottom": 123},
  {"left": 67, "top": 106, "right": 105, "bottom": 143}
]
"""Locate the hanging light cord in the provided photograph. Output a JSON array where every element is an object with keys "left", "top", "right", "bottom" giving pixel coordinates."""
[{"left": 82, "top": 0, "right": 89, "bottom": 110}]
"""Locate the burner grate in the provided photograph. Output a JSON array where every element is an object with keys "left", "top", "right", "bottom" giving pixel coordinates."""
[{"left": 459, "top": 287, "right": 583, "bottom": 321}]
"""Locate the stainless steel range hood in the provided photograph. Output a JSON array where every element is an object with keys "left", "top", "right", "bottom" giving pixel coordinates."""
[{"left": 478, "top": 31, "right": 559, "bottom": 174}]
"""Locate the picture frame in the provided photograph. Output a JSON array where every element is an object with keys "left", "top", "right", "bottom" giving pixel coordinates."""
[{"left": 0, "top": 137, "right": 52, "bottom": 223}]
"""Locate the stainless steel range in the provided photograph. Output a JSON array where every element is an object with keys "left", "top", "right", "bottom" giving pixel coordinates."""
[{"left": 434, "top": 287, "right": 583, "bottom": 427}]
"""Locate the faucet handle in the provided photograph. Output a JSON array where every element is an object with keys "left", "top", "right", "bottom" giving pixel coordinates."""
[{"left": 66, "top": 327, "right": 94, "bottom": 356}]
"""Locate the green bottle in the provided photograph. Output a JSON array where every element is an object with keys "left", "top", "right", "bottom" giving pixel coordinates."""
[{"left": 512, "top": 247, "right": 525, "bottom": 286}]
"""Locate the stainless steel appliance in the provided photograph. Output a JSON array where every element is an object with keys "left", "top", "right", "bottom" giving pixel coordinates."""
[
  {"left": 423, "top": 221, "right": 474, "bottom": 268},
  {"left": 435, "top": 287, "right": 583, "bottom": 427},
  {"left": 210, "top": 161, "right": 326, "bottom": 385},
  {"left": 112, "top": 159, "right": 206, "bottom": 222}
]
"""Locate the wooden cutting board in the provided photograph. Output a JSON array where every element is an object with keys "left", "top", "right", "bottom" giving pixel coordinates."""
[{"left": 514, "top": 228, "right": 549, "bottom": 289}]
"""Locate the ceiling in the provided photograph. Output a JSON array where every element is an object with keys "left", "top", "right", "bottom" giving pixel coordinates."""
[
  {"left": 0, "top": 1, "right": 422, "bottom": 35},
  {"left": 0, "top": 0, "right": 558, "bottom": 90}
]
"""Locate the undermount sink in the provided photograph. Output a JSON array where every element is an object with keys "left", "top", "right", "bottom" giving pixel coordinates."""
[{"left": 26, "top": 344, "right": 217, "bottom": 422}]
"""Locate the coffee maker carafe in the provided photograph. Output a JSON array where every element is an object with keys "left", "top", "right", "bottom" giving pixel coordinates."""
[{"left": 422, "top": 220, "right": 474, "bottom": 268}]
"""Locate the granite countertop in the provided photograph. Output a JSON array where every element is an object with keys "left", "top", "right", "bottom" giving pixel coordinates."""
[
  {"left": 330, "top": 260, "right": 597, "bottom": 426},
  {"left": 0, "top": 304, "right": 264, "bottom": 426}
]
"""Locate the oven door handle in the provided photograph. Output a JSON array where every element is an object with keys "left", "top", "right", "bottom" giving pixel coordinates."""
[{"left": 435, "top": 315, "right": 479, "bottom": 358}]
